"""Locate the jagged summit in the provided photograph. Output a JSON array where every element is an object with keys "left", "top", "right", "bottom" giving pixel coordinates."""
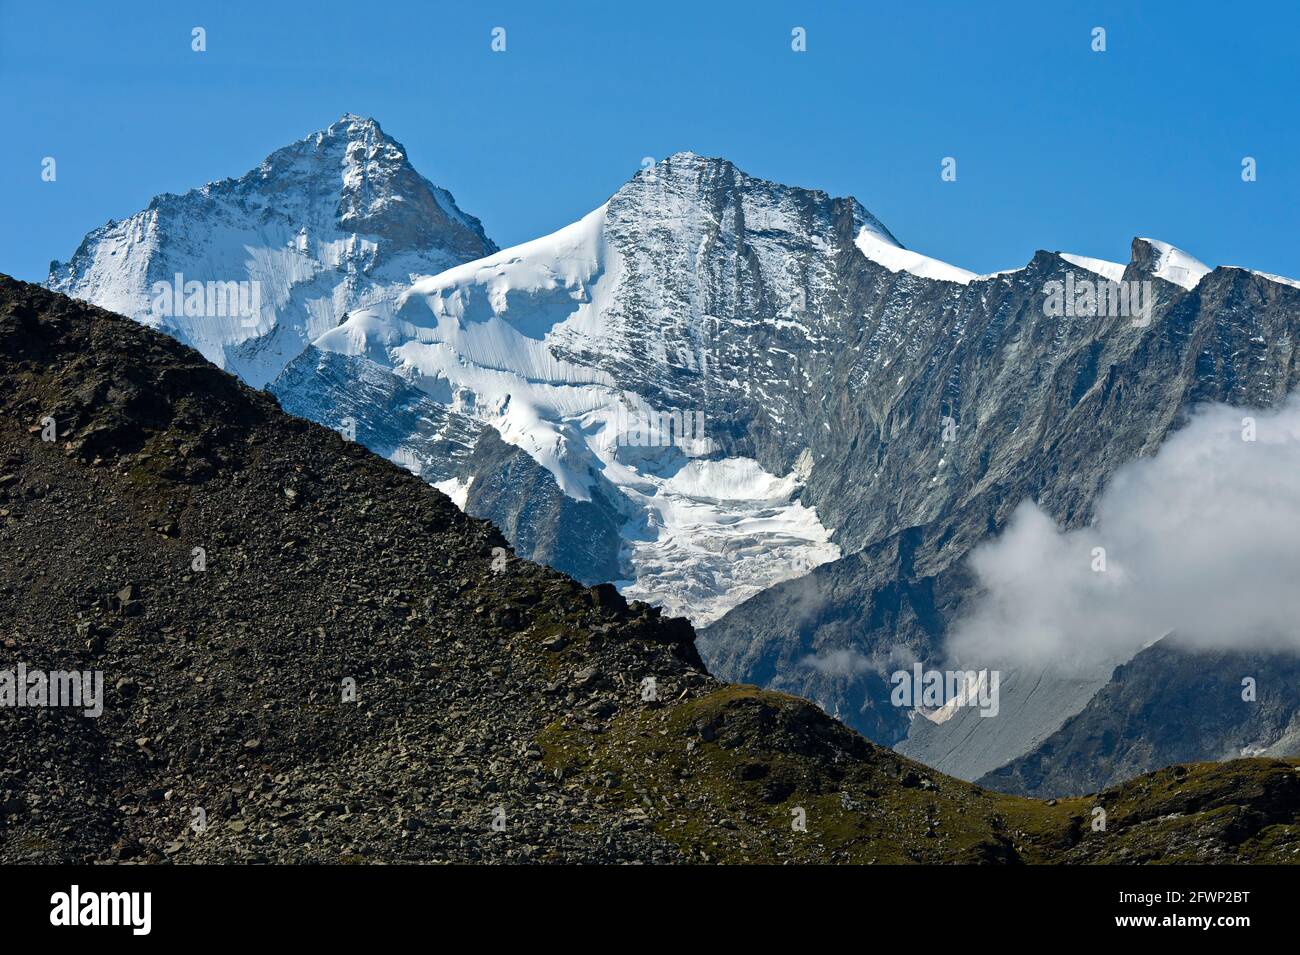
[
  {"left": 48, "top": 116, "right": 495, "bottom": 387},
  {"left": 248, "top": 113, "right": 493, "bottom": 256},
  {"left": 623, "top": 153, "right": 987, "bottom": 285},
  {"left": 1131, "top": 237, "right": 1212, "bottom": 290},
  {"left": 328, "top": 111, "right": 388, "bottom": 133}
]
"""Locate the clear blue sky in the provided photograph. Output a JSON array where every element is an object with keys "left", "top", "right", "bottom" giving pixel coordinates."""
[{"left": 2, "top": 0, "right": 1297, "bottom": 283}]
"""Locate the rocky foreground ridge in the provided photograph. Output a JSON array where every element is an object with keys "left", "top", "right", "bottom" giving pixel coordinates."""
[{"left": 2, "top": 277, "right": 1298, "bottom": 864}]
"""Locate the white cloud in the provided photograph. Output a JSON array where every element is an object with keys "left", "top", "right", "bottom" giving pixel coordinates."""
[
  {"left": 947, "top": 396, "right": 1300, "bottom": 673},
  {"left": 799, "top": 643, "right": 919, "bottom": 678},
  {"left": 800, "top": 648, "right": 873, "bottom": 677}
]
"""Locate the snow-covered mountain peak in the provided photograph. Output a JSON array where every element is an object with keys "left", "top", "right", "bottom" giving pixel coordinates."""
[
  {"left": 49, "top": 116, "right": 495, "bottom": 386},
  {"left": 1132, "top": 237, "right": 1211, "bottom": 290},
  {"left": 617, "top": 152, "right": 867, "bottom": 246},
  {"left": 245, "top": 113, "right": 494, "bottom": 261}
]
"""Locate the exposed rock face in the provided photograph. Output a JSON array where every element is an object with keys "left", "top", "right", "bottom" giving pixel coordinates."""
[
  {"left": 703, "top": 249, "right": 1300, "bottom": 774},
  {"left": 48, "top": 114, "right": 495, "bottom": 387},
  {"left": 5, "top": 276, "right": 1300, "bottom": 864},
  {"left": 459, "top": 428, "right": 627, "bottom": 586}
]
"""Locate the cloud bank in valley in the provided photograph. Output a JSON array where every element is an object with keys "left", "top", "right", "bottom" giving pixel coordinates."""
[{"left": 946, "top": 397, "right": 1300, "bottom": 673}]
